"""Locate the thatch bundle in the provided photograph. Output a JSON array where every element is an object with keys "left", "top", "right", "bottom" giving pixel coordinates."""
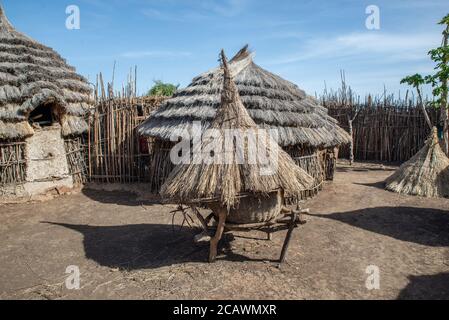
[
  {"left": 138, "top": 45, "right": 351, "bottom": 149},
  {"left": 161, "top": 50, "right": 314, "bottom": 210},
  {"left": 0, "top": 6, "right": 93, "bottom": 140},
  {"left": 385, "top": 127, "right": 449, "bottom": 198}
]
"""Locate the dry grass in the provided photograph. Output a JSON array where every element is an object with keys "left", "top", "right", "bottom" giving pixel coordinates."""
[
  {"left": 0, "top": 6, "right": 93, "bottom": 139},
  {"left": 161, "top": 51, "right": 313, "bottom": 210},
  {"left": 138, "top": 45, "right": 350, "bottom": 149},
  {"left": 386, "top": 127, "right": 449, "bottom": 198}
]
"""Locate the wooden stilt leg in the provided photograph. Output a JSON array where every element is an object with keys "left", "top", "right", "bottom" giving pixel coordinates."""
[
  {"left": 266, "top": 231, "right": 272, "bottom": 241},
  {"left": 209, "top": 209, "right": 227, "bottom": 263},
  {"left": 279, "top": 212, "right": 298, "bottom": 266}
]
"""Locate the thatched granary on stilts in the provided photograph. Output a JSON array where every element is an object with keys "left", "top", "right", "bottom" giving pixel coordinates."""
[
  {"left": 161, "top": 50, "right": 314, "bottom": 262},
  {"left": 138, "top": 45, "right": 351, "bottom": 197},
  {"left": 385, "top": 127, "right": 449, "bottom": 198},
  {"left": 0, "top": 6, "right": 93, "bottom": 200}
]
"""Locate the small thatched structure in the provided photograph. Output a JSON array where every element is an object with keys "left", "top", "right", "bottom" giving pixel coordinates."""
[
  {"left": 139, "top": 45, "right": 351, "bottom": 195},
  {"left": 162, "top": 50, "right": 314, "bottom": 262},
  {"left": 0, "top": 6, "right": 93, "bottom": 199},
  {"left": 385, "top": 127, "right": 449, "bottom": 198},
  {"left": 161, "top": 50, "right": 314, "bottom": 211}
]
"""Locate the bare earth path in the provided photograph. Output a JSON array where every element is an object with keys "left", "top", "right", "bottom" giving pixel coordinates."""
[{"left": 1, "top": 162, "right": 448, "bottom": 300}]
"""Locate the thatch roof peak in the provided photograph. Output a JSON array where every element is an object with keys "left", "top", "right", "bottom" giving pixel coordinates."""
[
  {"left": 213, "top": 49, "right": 254, "bottom": 130},
  {"left": 0, "top": 5, "right": 34, "bottom": 43},
  {"left": 161, "top": 50, "right": 314, "bottom": 209},
  {"left": 0, "top": 5, "right": 13, "bottom": 31},
  {"left": 385, "top": 127, "right": 449, "bottom": 198},
  {"left": 229, "top": 44, "right": 252, "bottom": 63},
  {"left": 0, "top": 5, "right": 93, "bottom": 140},
  {"left": 138, "top": 45, "right": 351, "bottom": 149}
]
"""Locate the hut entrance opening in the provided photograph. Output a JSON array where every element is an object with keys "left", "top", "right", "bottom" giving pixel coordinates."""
[{"left": 28, "top": 102, "right": 59, "bottom": 128}]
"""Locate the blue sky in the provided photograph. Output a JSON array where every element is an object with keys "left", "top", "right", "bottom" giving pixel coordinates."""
[{"left": 2, "top": 0, "right": 448, "bottom": 97}]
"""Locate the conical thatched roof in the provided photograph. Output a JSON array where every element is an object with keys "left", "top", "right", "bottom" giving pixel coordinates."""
[
  {"left": 139, "top": 45, "right": 351, "bottom": 148},
  {"left": 0, "top": 6, "right": 93, "bottom": 140},
  {"left": 385, "top": 128, "right": 449, "bottom": 198},
  {"left": 161, "top": 50, "right": 314, "bottom": 210}
]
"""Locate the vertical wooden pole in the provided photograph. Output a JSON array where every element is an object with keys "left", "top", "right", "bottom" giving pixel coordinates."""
[
  {"left": 209, "top": 209, "right": 227, "bottom": 263},
  {"left": 279, "top": 212, "right": 298, "bottom": 266}
]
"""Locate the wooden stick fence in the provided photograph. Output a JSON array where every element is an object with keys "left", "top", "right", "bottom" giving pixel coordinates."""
[
  {"left": 64, "top": 137, "right": 87, "bottom": 185},
  {"left": 146, "top": 140, "right": 175, "bottom": 192},
  {"left": 326, "top": 103, "right": 439, "bottom": 163},
  {"left": 283, "top": 146, "right": 327, "bottom": 201},
  {"left": 87, "top": 96, "right": 165, "bottom": 183},
  {"left": 0, "top": 141, "right": 26, "bottom": 186},
  {"left": 321, "top": 74, "right": 441, "bottom": 163}
]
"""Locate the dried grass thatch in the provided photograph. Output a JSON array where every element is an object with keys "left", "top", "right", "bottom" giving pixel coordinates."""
[
  {"left": 0, "top": 6, "right": 93, "bottom": 139},
  {"left": 139, "top": 45, "right": 351, "bottom": 148},
  {"left": 385, "top": 127, "right": 449, "bottom": 198},
  {"left": 161, "top": 50, "right": 314, "bottom": 210}
]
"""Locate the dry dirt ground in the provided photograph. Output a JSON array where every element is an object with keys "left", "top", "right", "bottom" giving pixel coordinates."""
[{"left": 0, "top": 161, "right": 448, "bottom": 300}]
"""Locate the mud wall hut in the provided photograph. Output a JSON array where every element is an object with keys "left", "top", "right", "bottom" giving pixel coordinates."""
[
  {"left": 0, "top": 6, "right": 93, "bottom": 200},
  {"left": 138, "top": 46, "right": 351, "bottom": 195}
]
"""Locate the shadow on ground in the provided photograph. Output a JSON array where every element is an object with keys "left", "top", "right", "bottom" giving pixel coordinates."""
[
  {"left": 81, "top": 189, "right": 161, "bottom": 207},
  {"left": 397, "top": 273, "right": 449, "bottom": 299},
  {"left": 308, "top": 206, "right": 449, "bottom": 247},
  {"left": 337, "top": 166, "right": 396, "bottom": 173},
  {"left": 353, "top": 181, "right": 386, "bottom": 190},
  {"left": 42, "top": 222, "right": 271, "bottom": 270}
]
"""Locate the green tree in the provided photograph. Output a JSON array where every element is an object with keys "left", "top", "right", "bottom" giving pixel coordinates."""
[
  {"left": 427, "top": 14, "right": 449, "bottom": 154},
  {"left": 147, "top": 80, "right": 179, "bottom": 97},
  {"left": 400, "top": 74, "right": 432, "bottom": 129},
  {"left": 401, "top": 13, "right": 449, "bottom": 154}
]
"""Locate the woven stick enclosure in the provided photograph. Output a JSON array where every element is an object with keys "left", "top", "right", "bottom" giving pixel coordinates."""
[
  {"left": 64, "top": 137, "right": 87, "bottom": 186},
  {"left": 0, "top": 141, "right": 26, "bottom": 186},
  {"left": 147, "top": 140, "right": 330, "bottom": 202},
  {"left": 327, "top": 103, "right": 439, "bottom": 163},
  {"left": 322, "top": 75, "right": 441, "bottom": 163},
  {"left": 87, "top": 96, "right": 165, "bottom": 183}
]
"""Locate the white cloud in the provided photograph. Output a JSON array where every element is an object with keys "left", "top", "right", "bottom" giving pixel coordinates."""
[
  {"left": 387, "top": 0, "right": 449, "bottom": 9},
  {"left": 141, "top": 8, "right": 175, "bottom": 21},
  {"left": 203, "top": 0, "right": 249, "bottom": 17},
  {"left": 142, "top": 8, "right": 210, "bottom": 22},
  {"left": 141, "top": 0, "right": 250, "bottom": 22},
  {"left": 268, "top": 32, "right": 441, "bottom": 65},
  {"left": 263, "top": 31, "right": 305, "bottom": 40},
  {"left": 120, "top": 50, "right": 192, "bottom": 59},
  {"left": 335, "top": 33, "right": 439, "bottom": 53}
]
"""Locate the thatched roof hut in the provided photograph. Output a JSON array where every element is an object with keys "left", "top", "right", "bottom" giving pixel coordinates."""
[
  {"left": 0, "top": 6, "right": 93, "bottom": 200},
  {"left": 0, "top": 5, "right": 93, "bottom": 140},
  {"left": 139, "top": 46, "right": 350, "bottom": 194},
  {"left": 385, "top": 127, "right": 449, "bottom": 198},
  {"left": 161, "top": 50, "right": 314, "bottom": 210},
  {"left": 139, "top": 45, "right": 350, "bottom": 148}
]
